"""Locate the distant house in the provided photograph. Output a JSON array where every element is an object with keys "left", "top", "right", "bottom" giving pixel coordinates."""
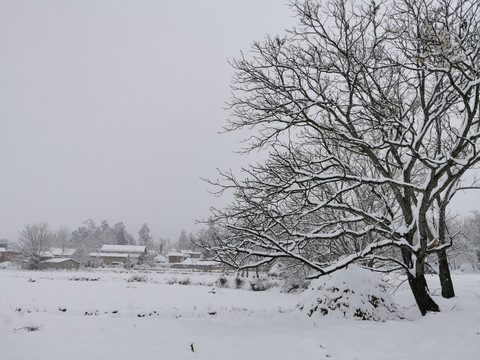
[
  {"left": 89, "top": 245, "right": 147, "bottom": 265},
  {"left": 40, "top": 258, "right": 81, "bottom": 270},
  {"left": 182, "top": 250, "right": 202, "bottom": 259},
  {"left": 51, "top": 248, "right": 76, "bottom": 258},
  {"left": 21, "top": 248, "right": 77, "bottom": 262},
  {"left": 0, "top": 242, "right": 7, "bottom": 263},
  {"left": 3, "top": 250, "right": 21, "bottom": 263},
  {"left": 154, "top": 254, "right": 168, "bottom": 263},
  {"left": 167, "top": 251, "right": 189, "bottom": 263},
  {"left": 167, "top": 250, "right": 203, "bottom": 263}
]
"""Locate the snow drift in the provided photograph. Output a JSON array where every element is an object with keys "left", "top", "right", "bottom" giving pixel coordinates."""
[{"left": 298, "top": 265, "right": 401, "bottom": 321}]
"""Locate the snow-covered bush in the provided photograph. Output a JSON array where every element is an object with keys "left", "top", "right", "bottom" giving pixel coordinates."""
[
  {"left": 0, "top": 261, "right": 15, "bottom": 269},
  {"left": 127, "top": 274, "right": 147, "bottom": 283},
  {"left": 167, "top": 277, "right": 191, "bottom": 285},
  {"left": 298, "top": 265, "right": 401, "bottom": 321},
  {"left": 234, "top": 276, "right": 245, "bottom": 289},
  {"left": 125, "top": 256, "right": 138, "bottom": 270},
  {"left": 178, "top": 277, "right": 191, "bottom": 285},
  {"left": 70, "top": 276, "right": 99, "bottom": 282},
  {"left": 216, "top": 275, "right": 229, "bottom": 288},
  {"left": 249, "top": 277, "right": 275, "bottom": 291},
  {"left": 86, "top": 256, "right": 104, "bottom": 268},
  {"left": 283, "top": 274, "right": 310, "bottom": 293}
]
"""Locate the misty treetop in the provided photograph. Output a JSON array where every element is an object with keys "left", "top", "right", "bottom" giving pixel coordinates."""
[{"left": 69, "top": 220, "right": 158, "bottom": 250}]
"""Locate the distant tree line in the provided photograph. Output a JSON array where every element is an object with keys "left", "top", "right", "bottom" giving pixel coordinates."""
[
  {"left": 11, "top": 220, "right": 170, "bottom": 267},
  {"left": 9, "top": 218, "right": 220, "bottom": 268}
]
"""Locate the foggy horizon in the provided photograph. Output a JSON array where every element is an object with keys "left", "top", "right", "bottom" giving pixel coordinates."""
[{"left": 0, "top": 1, "right": 295, "bottom": 243}]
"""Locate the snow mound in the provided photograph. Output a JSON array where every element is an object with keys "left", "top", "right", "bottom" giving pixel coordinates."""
[
  {"left": 298, "top": 265, "right": 401, "bottom": 321},
  {"left": 0, "top": 261, "right": 15, "bottom": 269}
]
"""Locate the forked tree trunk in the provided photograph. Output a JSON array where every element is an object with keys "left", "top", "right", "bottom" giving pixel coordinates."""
[
  {"left": 437, "top": 249, "right": 455, "bottom": 298},
  {"left": 406, "top": 271, "right": 440, "bottom": 315}
]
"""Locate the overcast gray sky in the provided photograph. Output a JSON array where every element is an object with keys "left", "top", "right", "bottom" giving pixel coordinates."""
[
  {"left": 0, "top": 0, "right": 295, "bottom": 242},
  {"left": 1, "top": 0, "right": 478, "bottom": 244}
]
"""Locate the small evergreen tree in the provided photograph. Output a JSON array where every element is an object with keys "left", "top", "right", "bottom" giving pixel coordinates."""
[{"left": 178, "top": 229, "right": 190, "bottom": 250}]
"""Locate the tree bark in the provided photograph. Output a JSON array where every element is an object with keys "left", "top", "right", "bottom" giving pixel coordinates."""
[
  {"left": 406, "top": 271, "right": 440, "bottom": 315},
  {"left": 437, "top": 249, "right": 455, "bottom": 298},
  {"left": 402, "top": 248, "right": 440, "bottom": 315}
]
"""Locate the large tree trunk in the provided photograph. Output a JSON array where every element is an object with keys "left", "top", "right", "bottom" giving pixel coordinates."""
[
  {"left": 402, "top": 248, "right": 440, "bottom": 315},
  {"left": 437, "top": 249, "right": 455, "bottom": 298},
  {"left": 435, "top": 195, "right": 455, "bottom": 299},
  {"left": 406, "top": 271, "right": 440, "bottom": 315}
]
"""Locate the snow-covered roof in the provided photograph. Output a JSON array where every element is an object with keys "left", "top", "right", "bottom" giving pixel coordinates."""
[
  {"left": 154, "top": 254, "right": 167, "bottom": 263},
  {"left": 90, "top": 252, "right": 139, "bottom": 259},
  {"left": 51, "top": 248, "right": 76, "bottom": 256},
  {"left": 41, "top": 257, "right": 79, "bottom": 264},
  {"left": 168, "top": 252, "right": 188, "bottom": 257},
  {"left": 0, "top": 248, "right": 5, "bottom": 253},
  {"left": 182, "top": 250, "right": 202, "bottom": 255},
  {"left": 99, "top": 245, "right": 146, "bottom": 254}
]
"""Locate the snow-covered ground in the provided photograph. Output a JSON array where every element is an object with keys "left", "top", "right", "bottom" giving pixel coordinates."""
[{"left": 0, "top": 268, "right": 479, "bottom": 360}]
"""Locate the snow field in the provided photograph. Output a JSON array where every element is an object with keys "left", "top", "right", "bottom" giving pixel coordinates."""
[{"left": 1, "top": 268, "right": 479, "bottom": 360}]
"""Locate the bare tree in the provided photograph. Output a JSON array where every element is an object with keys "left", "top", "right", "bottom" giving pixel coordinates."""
[
  {"left": 446, "top": 212, "right": 480, "bottom": 268},
  {"left": 138, "top": 223, "right": 153, "bottom": 249},
  {"left": 205, "top": 0, "right": 480, "bottom": 315},
  {"left": 154, "top": 238, "right": 169, "bottom": 254},
  {"left": 17, "top": 223, "right": 54, "bottom": 269},
  {"left": 53, "top": 227, "right": 72, "bottom": 254}
]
